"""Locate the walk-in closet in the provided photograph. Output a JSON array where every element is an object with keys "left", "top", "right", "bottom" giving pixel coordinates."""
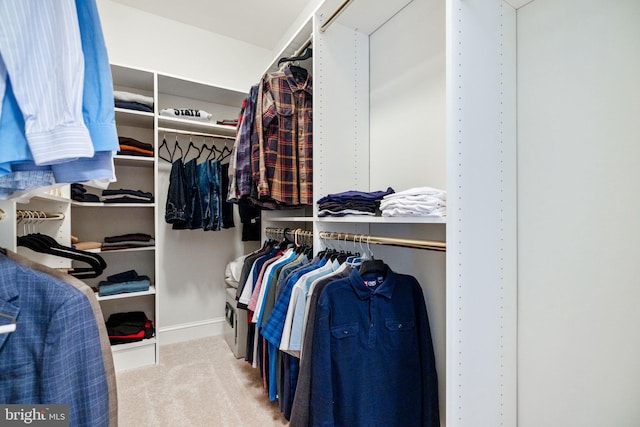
[{"left": 0, "top": 0, "right": 638, "bottom": 426}]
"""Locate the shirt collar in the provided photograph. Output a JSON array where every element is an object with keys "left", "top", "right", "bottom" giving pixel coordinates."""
[
  {"left": 282, "top": 66, "right": 313, "bottom": 96},
  {"left": 348, "top": 266, "right": 396, "bottom": 300}
]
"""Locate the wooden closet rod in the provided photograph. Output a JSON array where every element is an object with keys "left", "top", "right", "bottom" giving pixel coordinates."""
[
  {"left": 319, "top": 0, "right": 354, "bottom": 32},
  {"left": 319, "top": 231, "right": 446, "bottom": 252},
  {"left": 157, "top": 126, "right": 236, "bottom": 141}
]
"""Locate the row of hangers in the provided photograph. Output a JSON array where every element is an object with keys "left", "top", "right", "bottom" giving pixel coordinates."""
[
  {"left": 158, "top": 135, "right": 232, "bottom": 164},
  {"left": 17, "top": 233, "right": 106, "bottom": 279}
]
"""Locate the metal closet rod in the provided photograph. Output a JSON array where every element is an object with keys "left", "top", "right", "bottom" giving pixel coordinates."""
[
  {"left": 319, "top": 230, "right": 446, "bottom": 252},
  {"left": 319, "top": 0, "right": 354, "bottom": 33},
  {"left": 157, "top": 126, "right": 236, "bottom": 141}
]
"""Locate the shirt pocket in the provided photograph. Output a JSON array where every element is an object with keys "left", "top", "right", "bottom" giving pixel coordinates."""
[
  {"left": 383, "top": 318, "right": 416, "bottom": 350},
  {"left": 330, "top": 322, "right": 360, "bottom": 359}
]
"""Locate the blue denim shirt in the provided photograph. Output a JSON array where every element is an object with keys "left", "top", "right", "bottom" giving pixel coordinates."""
[{"left": 310, "top": 266, "right": 439, "bottom": 427}]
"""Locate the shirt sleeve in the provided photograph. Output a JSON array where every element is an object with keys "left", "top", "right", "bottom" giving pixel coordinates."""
[{"left": 309, "top": 292, "right": 335, "bottom": 426}]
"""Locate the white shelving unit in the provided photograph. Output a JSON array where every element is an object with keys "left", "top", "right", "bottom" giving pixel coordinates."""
[{"left": 258, "top": 0, "right": 517, "bottom": 425}]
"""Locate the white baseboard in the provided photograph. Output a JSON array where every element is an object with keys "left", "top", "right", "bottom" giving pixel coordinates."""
[{"left": 158, "top": 317, "right": 225, "bottom": 346}]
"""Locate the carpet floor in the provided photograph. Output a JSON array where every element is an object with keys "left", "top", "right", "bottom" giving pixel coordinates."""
[{"left": 116, "top": 336, "right": 289, "bottom": 426}]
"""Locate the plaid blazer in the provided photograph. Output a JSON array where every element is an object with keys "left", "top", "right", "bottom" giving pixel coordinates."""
[{"left": 0, "top": 253, "right": 110, "bottom": 427}]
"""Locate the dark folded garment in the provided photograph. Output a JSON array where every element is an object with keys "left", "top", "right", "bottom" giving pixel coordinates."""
[
  {"left": 118, "top": 136, "right": 153, "bottom": 151},
  {"left": 117, "top": 150, "right": 153, "bottom": 158},
  {"left": 115, "top": 100, "right": 153, "bottom": 113},
  {"left": 106, "top": 311, "right": 155, "bottom": 345},
  {"left": 104, "top": 233, "right": 154, "bottom": 243},
  {"left": 102, "top": 196, "right": 154, "bottom": 204},
  {"left": 106, "top": 269, "right": 139, "bottom": 283},
  {"left": 102, "top": 188, "right": 153, "bottom": 199}
]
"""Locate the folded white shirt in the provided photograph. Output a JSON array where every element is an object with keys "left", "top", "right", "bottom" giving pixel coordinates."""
[
  {"left": 382, "top": 186, "right": 446, "bottom": 201},
  {"left": 113, "top": 90, "right": 154, "bottom": 108},
  {"left": 160, "top": 108, "right": 213, "bottom": 122},
  {"left": 381, "top": 206, "right": 446, "bottom": 217}
]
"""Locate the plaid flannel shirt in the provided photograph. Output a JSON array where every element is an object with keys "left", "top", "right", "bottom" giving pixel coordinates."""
[{"left": 252, "top": 67, "right": 313, "bottom": 206}]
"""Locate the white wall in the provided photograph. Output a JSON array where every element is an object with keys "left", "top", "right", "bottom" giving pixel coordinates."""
[
  {"left": 96, "top": 0, "right": 273, "bottom": 92},
  {"left": 517, "top": 0, "right": 640, "bottom": 425}
]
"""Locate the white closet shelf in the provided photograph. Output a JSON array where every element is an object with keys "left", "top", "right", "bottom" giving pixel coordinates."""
[
  {"left": 96, "top": 285, "right": 156, "bottom": 301},
  {"left": 115, "top": 108, "right": 154, "bottom": 127},
  {"left": 114, "top": 155, "right": 154, "bottom": 167},
  {"left": 266, "top": 216, "right": 313, "bottom": 223},
  {"left": 70, "top": 201, "right": 156, "bottom": 208},
  {"left": 84, "top": 246, "right": 155, "bottom": 254},
  {"left": 110, "top": 338, "right": 156, "bottom": 352},
  {"left": 317, "top": 216, "right": 447, "bottom": 224},
  {"left": 158, "top": 115, "right": 237, "bottom": 137}
]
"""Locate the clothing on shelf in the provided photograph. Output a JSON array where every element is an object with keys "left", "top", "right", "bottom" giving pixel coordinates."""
[
  {"left": 0, "top": 0, "right": 119, "bottom": 200},
  {"left": 118, "top": 136, "right": 154, "bottom": 157},
  {"left": 101, "top": 233, "right": 155, "bottom": 251},
  {"left": 105, "top": 311, "right": 155, "bottom": 345},
  {"left": 380, "top": 186, "right": 447, "bottom": 217},
  {"left": 101, "top": 188, "right": 154, "bottom": 204},
  {"left": 114, "top": 90, "right": 154, "bottom": 113},
  {"left": 98, "top": 269, "right": 150, "bottom": 297},
  {"left": 0, "top": 249, "right": 116, "bottom": 427},
  {"left": 216, "top": 119, "right": 238, "bottom": 126},
  {"left": 317, "top": 187, "right": 395, "bottom": 217},
  {"left": 228, "top": 63, "right": 313, "bottom": 209},
  {"left": 160, "top": 108, "right": 213, "bottom": 122}
]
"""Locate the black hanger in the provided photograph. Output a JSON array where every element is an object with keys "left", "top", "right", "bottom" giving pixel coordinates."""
[
  {"left": 358, "top": 258, "right": 388, "bottom": 277},
  {"left": 159, "top": 137, "right": 172, "bottom": 162},
  {"left": 184, "top": 140, "right": 199, "bottom": 162},
  {"left": 277, "top": 47, "right": 312, "bottom": 66},
  {"left": 171, "top": 139, "right": 184, "bottom": 162},
  {"left": 17, "top": 234, "right": 106, "bottom": 278},
  {"left": 217, "top": 143, "right": 233, "bottom": 163}
]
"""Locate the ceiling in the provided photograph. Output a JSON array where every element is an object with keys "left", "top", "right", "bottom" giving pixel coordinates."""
[
  {"left": 109, "top": 0, "right": 537, "bottom": 52},
  {"left": 109, "top": 0, "right": 313, "bottom": 51}
]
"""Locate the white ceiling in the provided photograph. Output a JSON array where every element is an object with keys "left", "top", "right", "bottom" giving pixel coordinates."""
[{"left": 109, "top": 0, "right": 313, "bottom": 50}]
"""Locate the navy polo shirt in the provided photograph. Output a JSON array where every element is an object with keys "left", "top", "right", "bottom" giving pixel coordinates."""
[{"left": 310, "top": 266, "right": 439, "bottom": 426}]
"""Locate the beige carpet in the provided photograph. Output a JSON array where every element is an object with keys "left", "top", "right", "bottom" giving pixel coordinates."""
[{"left": 116, "top": 336, "right": 289, "bottom": 426}]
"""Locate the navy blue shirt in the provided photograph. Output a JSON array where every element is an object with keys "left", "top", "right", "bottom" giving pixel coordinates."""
[{"left": 310, "top": 266, "right": 439, "bottom": 426}]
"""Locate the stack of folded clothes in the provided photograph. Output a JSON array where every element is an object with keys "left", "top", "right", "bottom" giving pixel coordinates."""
[
  {"left": 317, "top": 187, "right": 395, "bottom": 217},
  {"left": 105, "top": 311, "right": 155, "bottom": 345},
  {"left": 101, "top": 233, "right": 155, "bottom": 251},
  {"left": 114, "top": 90, "right": 154, "bottom": 113},
  {"left": 379, "top": 186, "right": 447, "bottom": 217},
  {"left": 98, "top": 269, "right": 151, "bottom": 297},
  {"left": 118, "top": 136, "right": 153, "bottom": 157},
  {"left": 71, "top": 183, "right": 100, "bottom": 202},
  {"left": 102, "top": 188, "right": 154, "bottom": 203}
]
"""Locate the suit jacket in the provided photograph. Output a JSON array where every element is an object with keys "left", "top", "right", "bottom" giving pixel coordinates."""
[
  {"left": 0, "top": 252, "right": 110, "bottom": 427},
  {"left": 6, "top": 250, "right": 118, "bottom": 427}
]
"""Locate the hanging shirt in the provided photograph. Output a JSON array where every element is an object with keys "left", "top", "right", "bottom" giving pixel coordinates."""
[
  {"left": 310, "top": 267, "right": 440, "bottom": 427},
  {"left": 253, "top": 66, "right": 313, "bottom": 206}
]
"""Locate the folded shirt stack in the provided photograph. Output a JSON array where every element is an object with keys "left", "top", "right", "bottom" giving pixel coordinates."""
[
  {"left": 98, "top": 269, "right": 151, "bottom": 297},
  {"left": 118, "top": 136, "right": 153, "bottom": 157},
  {"left": 102, "top": 188, "right": 154, "bottom": 204},
  {"left": 101, "top": 233, "right": 155, "bottom": 251},
  {"left": 159, "top": 108, "right": 213, "bottom": 122},
  {"left": 317, "top": 187, "right": 395, "bottom": 217},
  {"left": 114, "top": 90, "right": 154, "bottom": 113},
  {"left": 379, "top": 186, "right": 447, "bottom": 217},
  {"left": 71, "top": 183, "right": 100, "bottom": 202}
]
